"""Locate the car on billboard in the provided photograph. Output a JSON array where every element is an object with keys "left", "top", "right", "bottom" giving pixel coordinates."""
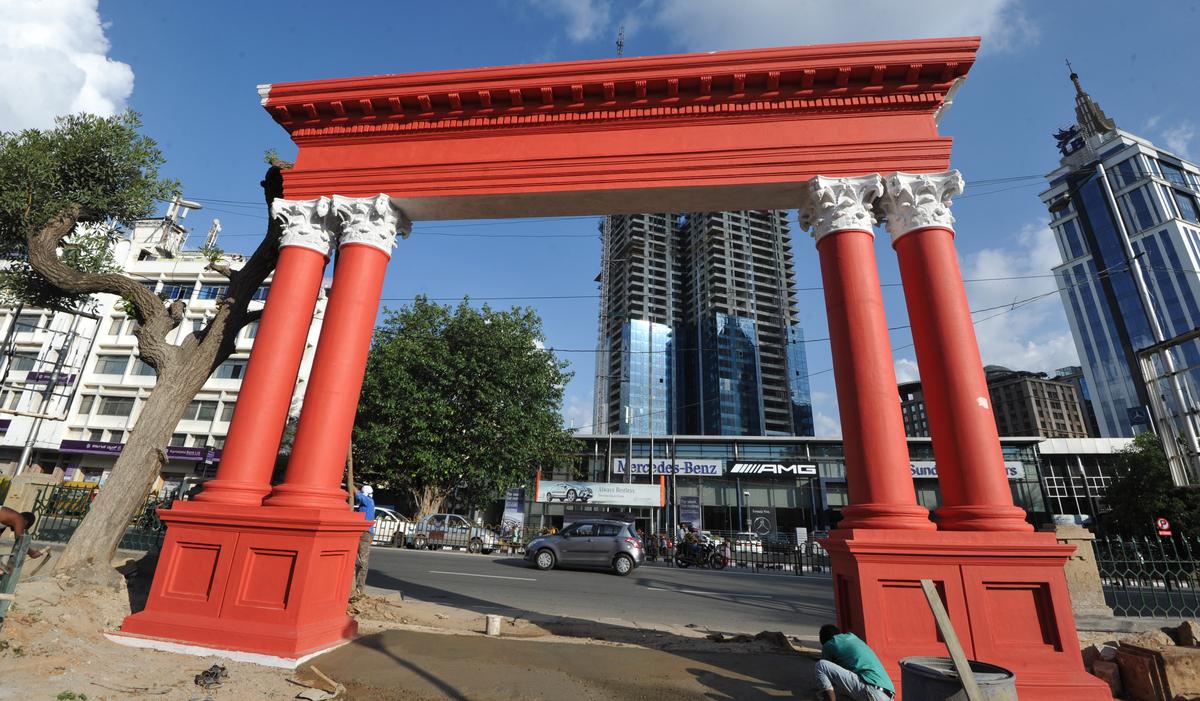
[
  {"left": 408, "top": 513, "right": 499, "bottom": 554},
  {"left": 524, "top": 519, "right": 644, "bottom": 576},
  {"left": 542, "top": 482, "right": 593, "bottom": 503}
]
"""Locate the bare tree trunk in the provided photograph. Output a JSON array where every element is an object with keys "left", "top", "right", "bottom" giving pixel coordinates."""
[
  {"left": 413, "top": 487, "right": 446, "bottom": 522},
  {"left": 53, "top": 367, "right": 209, "bottom": 584}
]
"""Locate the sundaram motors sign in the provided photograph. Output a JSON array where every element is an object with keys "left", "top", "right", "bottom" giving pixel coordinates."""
[
  {"left": 535, "top": 477, "right": 664, "bottom": 507},
  {"left": 611, "top": 458, "right": 723, "bottom": 476},
  {"left": 909, "top": 461, "right": 1026, "bottom": 480}
]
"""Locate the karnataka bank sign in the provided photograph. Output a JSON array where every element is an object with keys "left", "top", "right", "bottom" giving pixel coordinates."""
[
  {"left": 910, "top": 461, "right": 1026, "bottom": 480},
  {"left": 612, "top": 458, "right": 724, "bottom": 476}
]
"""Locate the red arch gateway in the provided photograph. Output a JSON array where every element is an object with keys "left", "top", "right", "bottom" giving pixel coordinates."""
[{"left": 119, "top": 38, "right": 1107, "bottom": 700}]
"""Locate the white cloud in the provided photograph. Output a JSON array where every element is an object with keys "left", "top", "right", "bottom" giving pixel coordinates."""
[
  {"left": 960, "top": 220, "right": 1079, "bottom": 373},
  {"left": 814, "top": 411, "right": 842, "bottom": 438},
  {"left": 540, "top": 0, "right": 1036, "bottom": 53},
  {"left": 532, "top": 0, "right": 613, "bottom": 43},
  {"left": 1161, "top": 121, "right": 1196, "bottom": 159},
  {"left": 562, "top": 393, "right": 595, "bottom": 432},
  {"left": 0, "top": 0, "right": 133, "bottom": 130},
  {"left": 894, "top": 357, "right": 920, "bottom": 383}
]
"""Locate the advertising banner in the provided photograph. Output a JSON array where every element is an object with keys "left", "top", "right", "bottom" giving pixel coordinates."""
[
  {"left": 910, "top": 461, "right": 1025, "bottom": 480},
  {"left": 612, "top": 458, "right": 723, "bottom": 476},
  {"left": 59, "top": 439, "right": 223, "bottom": 463},
  {"left": 501, "top": 488, "right": 525, "bottom": 535},
  {"left": 679, "top": 496, "right": 701, "bottom": 529},
  {"left": 535, "top": 478, "right": 663, "bottom": 507},
  {"left": 748, "top": 506, "right": 777, "bottom": 535}
]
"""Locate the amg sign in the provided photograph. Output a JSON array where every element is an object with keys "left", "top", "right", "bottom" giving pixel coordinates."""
[{"left": 729, "top": 462, "right": 817, "bottom": 476}]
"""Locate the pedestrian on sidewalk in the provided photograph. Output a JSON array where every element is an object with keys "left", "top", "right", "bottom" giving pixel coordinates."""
[
  {"left": 646, "top": 532, "right": 659, "bottom": 562},
  {"left": 352, "top": 484, "right": 376, "bottom": 598},
  {"left": 812, "top": 624, "right": 895, "bottom": 700}
]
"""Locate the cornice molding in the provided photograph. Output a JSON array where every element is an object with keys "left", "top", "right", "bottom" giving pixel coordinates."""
[
  {"left": 332, "top": 194, "right": 411, "bottom": 257},
  {"left": 798, "top": 174, "right": 883, "bottom": 242},
  {"left": 272, "top": 197, "right": 335, "bottom": 257},
  {"left": 262, "top": 38, "right": 977, "bottom": 138},
  {"left": 878, "top": 170, "right": 964, "bottom": 242}
]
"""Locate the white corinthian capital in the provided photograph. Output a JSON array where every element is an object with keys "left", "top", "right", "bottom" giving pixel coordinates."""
[
  {"left": 878, "top": 171, "right": 964, "bottom": 243},
  {"left": 272, "top": 196, "right": 336, "bottom": 257},
  {"left": 332, "top": 194, "right": 412, "bottom": 258},
  {"left": 797, "top": 174, "right": 883, "bottom": 242}
]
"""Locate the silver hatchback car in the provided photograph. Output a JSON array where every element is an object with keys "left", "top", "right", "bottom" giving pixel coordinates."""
[{"left": 524, "top": 519, "right": 644, "bottom": 576}]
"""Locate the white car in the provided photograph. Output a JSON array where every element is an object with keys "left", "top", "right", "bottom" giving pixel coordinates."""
[
  {"left": 409, "top": 513, "right": 499, "bottom": 554},
  {"left": 732, "top": 532, "right": 764, "bottom": 554},
  {"left": 372, "top": 507, "right": 415, "bottom": 547}
]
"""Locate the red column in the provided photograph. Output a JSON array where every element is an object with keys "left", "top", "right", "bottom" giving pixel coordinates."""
[
  {"left": 880, "top": 171, "right": 1030, "bottom": 531},
  {"left": 266, "top": 194, "right": 409, "bottom": 510},
  {"left": 194, "top": 197, "right": 334, "bottom": 506},
  {"left": 800, "top": 175, "right": 932, "bottom": 530}
]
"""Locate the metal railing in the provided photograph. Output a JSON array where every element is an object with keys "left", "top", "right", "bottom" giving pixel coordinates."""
[
  {"left": 30, "top": 484, "right": 172, "bottom": 552},
  {"left": 1093, "top": 535, "right": 1200, "bottom": 618},
  {"left": 643, "top": 529, "right": 830, "bottom": 575}
]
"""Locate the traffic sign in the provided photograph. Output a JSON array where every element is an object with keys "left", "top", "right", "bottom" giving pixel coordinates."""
[{"left": 1156, "top": 516, "right": 1172, "bottom": 537}]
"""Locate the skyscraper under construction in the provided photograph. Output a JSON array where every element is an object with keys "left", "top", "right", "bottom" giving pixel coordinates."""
[{"left": 593, "top": 210, "right": 813, "bottom": 436}]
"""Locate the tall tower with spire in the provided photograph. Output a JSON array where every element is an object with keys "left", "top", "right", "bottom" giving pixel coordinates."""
[{"left": 1039, "top": 67, "right": 1200, "bottom": 485}]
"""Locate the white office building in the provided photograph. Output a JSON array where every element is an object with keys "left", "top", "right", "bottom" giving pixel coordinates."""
[
  {"left": 0, "top": 210, "right": 326, "bottom": 495},
  {"left": 1040, "top": 71, "right": 1200, "bottom": 484}
]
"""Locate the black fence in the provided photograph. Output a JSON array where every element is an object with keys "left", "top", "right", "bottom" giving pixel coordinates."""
[
  {"left": 1093, "top": 535, "right": 1200, "bottom": 618},
  {"left": 30, "top": 485, "right": 172, "bottom": 552},
  {"left": 642, "top": 529, "right": 831, "bottom": 575}
]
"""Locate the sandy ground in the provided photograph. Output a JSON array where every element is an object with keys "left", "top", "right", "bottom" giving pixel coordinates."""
[{"left": 0, "top": 555, "right": 823, "bottom": 701}]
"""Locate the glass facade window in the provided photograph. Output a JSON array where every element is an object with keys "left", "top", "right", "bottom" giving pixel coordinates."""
[
  {"left": 94, "top": 355, "right": 129, "bottom": 375},
  {"left": 1172, "top": 190, "right": 1200, "bottom": 223},
  {"left": 618, "top": 320, "right": 673, "bottom": 435},
  {"left": 252, "top": 285, "right": 270, "bottom": 301},
  {"left": 97, "top": 396, "right": 135, "bottom": 417},
  {"left": 213, "top": 358, "right": 247, "bottom": 380},
  {"left": 197, "top": 284, "right": 229, "bottom": 300},
  {"left": 159, "top": 283, "right": 190, "bottom": 300},
  {"left": 131, "top": 357, "right": 156, "bottom": 377},
  {"left": 183, "top": 400, "right": 218, "bottom": 422}
]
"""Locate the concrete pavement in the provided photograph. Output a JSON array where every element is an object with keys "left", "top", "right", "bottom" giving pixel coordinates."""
[
  {"left": 364, "top": 546, "right": 835, "bottom": 639},
  {"left": 309, "top": 628, "right": 818, "bottom": 701}
]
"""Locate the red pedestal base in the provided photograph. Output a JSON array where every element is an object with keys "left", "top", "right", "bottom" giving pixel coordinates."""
[
  {"left": 827, "top": 529, "right": 1110, "bottom": 700},
  {"left": 121, "top": 501, "right": 368, "bottom": 659}
]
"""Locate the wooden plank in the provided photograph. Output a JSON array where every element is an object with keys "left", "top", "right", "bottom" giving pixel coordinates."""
[{"left": 920, "top": 579, "right": 983, "bottom": 701}]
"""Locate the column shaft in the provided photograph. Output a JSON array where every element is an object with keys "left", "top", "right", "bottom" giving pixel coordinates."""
[
  {"left": 266, "top": 194, "right": 407, "bottom": 510},
  {"left": 801, "top": 175, "right": 932, "bottom": 530},
  {"left": 882, "top": 172, "right": 1030, "bottom": 532},
  {"left": 194, "top": 199, "right": 333, "bottom": 506}
]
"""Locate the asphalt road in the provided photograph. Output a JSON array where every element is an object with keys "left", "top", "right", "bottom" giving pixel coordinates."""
[{"left": 365, "top": 546, "right": 836, "bottom": 639}]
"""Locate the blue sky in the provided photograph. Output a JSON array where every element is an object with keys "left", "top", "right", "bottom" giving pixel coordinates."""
[{"left": 3, "top": 1, "right": 1199, "bottom": 435}]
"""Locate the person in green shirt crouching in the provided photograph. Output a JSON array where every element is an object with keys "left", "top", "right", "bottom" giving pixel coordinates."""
[{"left": 814, "top": 624, "right": 896, "bottom": 700}]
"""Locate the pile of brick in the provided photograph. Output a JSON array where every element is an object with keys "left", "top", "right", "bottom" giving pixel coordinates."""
[{"left": 1082, "top": 620, "right": 1199, "bottom": 700}]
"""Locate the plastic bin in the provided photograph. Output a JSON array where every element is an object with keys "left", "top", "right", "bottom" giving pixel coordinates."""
[{"left": 899, "top": 656, "right": 1017, "bottom": 700}]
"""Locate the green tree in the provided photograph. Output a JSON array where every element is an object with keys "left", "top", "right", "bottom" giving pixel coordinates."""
[
  {"left": 0, "top": 113, "right": 284, "bottom": 583},
  {"left": 354, "top": 297, "right": 578, "bottom": 519},
  {"left": 1101, "top": 432, "right": 1200, "bottom": 536}
]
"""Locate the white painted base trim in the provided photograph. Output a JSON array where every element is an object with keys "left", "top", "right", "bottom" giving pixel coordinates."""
[{"left": 103, "top": 631, "right": 350, "bottom": 669}]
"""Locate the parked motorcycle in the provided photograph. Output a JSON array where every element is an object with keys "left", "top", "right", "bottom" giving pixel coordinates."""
[{"left": 674, "top": 542, "right": 727, "bottom": 570}]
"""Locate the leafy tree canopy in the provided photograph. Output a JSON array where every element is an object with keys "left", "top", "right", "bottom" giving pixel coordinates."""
[
  {"left": 1101, "top": 431, "right": 1200, "bottom": 536},
  {"left": 0, "top": 111, "right": 178, "bottom": 309},
  {"left": 354, "top": 297, "right": 579, "bottom": 518}
]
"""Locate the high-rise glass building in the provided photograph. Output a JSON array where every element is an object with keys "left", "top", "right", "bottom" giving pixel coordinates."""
[
  {"left": 593, "top": 210, "right": 813, "bottom": 437},
  {"left": 1040, "top": 71, "right": 1200, "bottom": 484}
]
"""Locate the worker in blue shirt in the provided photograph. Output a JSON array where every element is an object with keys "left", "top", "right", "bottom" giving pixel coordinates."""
[
  {"left": 352, "top": 484, "right": 376, "bottom": 597},
  {"left": 814, "top": 624, "right": 895, "bottom": 700}
]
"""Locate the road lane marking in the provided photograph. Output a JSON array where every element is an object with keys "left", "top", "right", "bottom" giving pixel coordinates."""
[
  {"left": 645, "top": 586, "right": 772, "bottom": 598},
  {"left": 428, "top": 570, "right": 537, "bottom": 582}
]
